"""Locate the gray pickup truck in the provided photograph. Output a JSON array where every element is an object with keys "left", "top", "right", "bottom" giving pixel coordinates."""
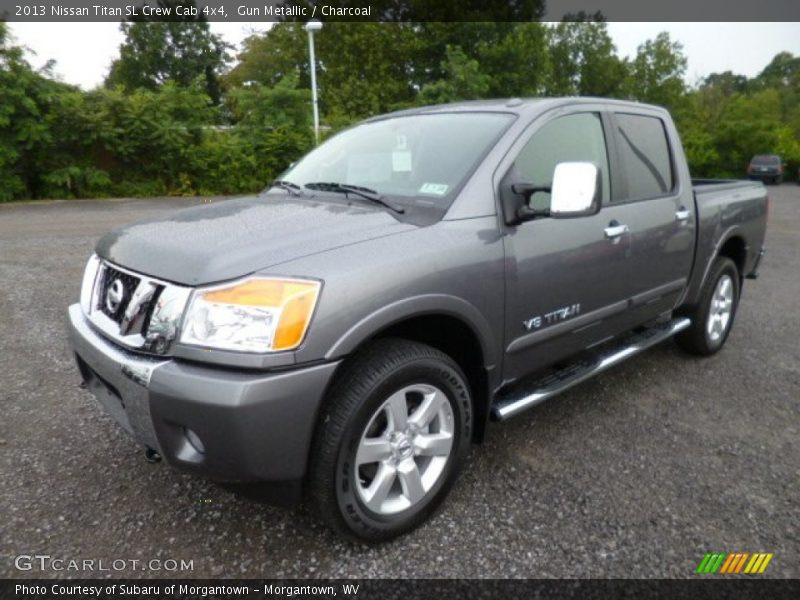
[{"left": 68, "top": 98, "right": 767, "bottom": 541}]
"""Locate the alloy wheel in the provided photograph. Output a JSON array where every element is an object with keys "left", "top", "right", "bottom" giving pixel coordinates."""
[{"left": 354, "top": 384, "right": 454, "bottom": 515}]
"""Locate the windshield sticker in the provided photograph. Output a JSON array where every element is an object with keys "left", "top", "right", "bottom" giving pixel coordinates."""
[
  {"left": 419, "top": 183, "right": 449, "bottom": 196},
  {"left": 392, "top": 151, "right": 412, "bottom": 172}
]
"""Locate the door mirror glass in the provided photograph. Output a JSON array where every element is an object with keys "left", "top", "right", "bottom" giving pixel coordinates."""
[{"left": 550, "top": 162, "right": 600, "bottom": 218}]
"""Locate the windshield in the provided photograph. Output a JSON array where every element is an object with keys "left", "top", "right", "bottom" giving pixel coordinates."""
[
  {"left": 751, "top": 155, "right": 780, "bottom": 165},
  {"left": 280, "top": 112, "right": 514, "bottom": 204}
]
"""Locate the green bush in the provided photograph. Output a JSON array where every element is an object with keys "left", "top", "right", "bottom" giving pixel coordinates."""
[
  {"left": 41, "top": 166, "right": 112, "bottom": 199},
  {"left": 2, "top": 20, "right": 799, "bottom": 201},
  {"left": 1, "top": 24, "right": 314, "bottom": 202}
]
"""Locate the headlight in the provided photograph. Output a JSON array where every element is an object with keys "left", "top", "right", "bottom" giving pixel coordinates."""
[
  {"left": 79, "top": 254, "right": 101, "bottom": 315},
  {"left": 180, "top": 277, "right": 321, "bottom": 353}
]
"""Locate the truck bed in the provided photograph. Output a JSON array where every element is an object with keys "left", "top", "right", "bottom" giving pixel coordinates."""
[
  {"left": 680, "top": 178, "right": 768, "bottom": 308},
  {"left": 692, "top": 178, "right": 765, "bottom": 194}
]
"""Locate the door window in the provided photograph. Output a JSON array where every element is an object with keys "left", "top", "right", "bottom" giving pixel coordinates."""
[
  {"left": 614, "top": 113, "right": 674, "bottom": 201},
  {"left": 512, "top": 112, "right": 611, "bottom": 211}
]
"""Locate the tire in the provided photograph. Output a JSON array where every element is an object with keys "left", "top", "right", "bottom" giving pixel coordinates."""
[
  {"left": 308, "top": 338, "right": 472, "bottom": 542},
  {"left": 676, "top": 256, "right": 740, "bottom": 356}
]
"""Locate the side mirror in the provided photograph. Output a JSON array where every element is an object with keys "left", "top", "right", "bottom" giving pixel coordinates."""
[{"left": 550, "top": 162, "right": 600, "bottom": 218}]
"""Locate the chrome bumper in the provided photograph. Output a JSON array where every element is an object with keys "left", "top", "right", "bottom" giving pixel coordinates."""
[{"left": 68, "top": 303, "right": 165, "bottom": 451}]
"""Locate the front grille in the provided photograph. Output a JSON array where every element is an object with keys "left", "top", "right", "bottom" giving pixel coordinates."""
[
  {"left": 140, "top": 286, "right": 163, "bottom": 334},
  {"left": 98, "top": 265, "right": 140, "bottom": 322},
  {"left": 85, "top": 257, "right": 192, "bottom": 355}
]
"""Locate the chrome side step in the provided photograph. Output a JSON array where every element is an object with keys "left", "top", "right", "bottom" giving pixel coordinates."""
[{"left": 492, "top": 317, "right": 691, "bottom": 421}]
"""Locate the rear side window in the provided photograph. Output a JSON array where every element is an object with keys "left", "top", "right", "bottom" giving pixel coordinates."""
[{"left": 614, "top": 114, "right": 674, "bottom": 201}]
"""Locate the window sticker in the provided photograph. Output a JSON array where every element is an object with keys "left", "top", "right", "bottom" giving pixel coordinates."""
[
  {"left": 392, "top": 151, "right": 412, "bottom": 172},
  {"left": 419, "top": 183, "right": 449, "bottom": 196}
]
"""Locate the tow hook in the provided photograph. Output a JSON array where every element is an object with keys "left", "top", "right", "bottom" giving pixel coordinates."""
[{"left": 145, "top": 448, "right": 162, "bottom": 463}]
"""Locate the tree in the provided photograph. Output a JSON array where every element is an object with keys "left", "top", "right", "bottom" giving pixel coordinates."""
[
  {"left": 106, "top": 1, "right": 231, "bottom": 104},
  {"left": 701, "top": 71, "right": 750, "bottom": 96},
  {"left": 675, "top": 91, "right": 722, "bottom": 177},
  {"left": 6, "top": 17, "right": 800, "bottom": 201},
  {"left": 228, "top": 23, "right": 421, "bottom": 125},
  {"left": 625, "top": 32, "right": 687, "bottom": 110},
  {"left": 477, "top": 22, "right": 551, "bottom": 97},
  {"left": 546, "top": 15, "right": 628, "bottom": 97},
  {"left": 418, "top": 45, "right": 490, "bottom": 105},
  {"left": 225, "top": 23, "right": 307, "bottom": 90},
  {"left": 227, "top": 75, "right": 310, "bottom": 131},
  {"left": 755, "top": 52, "right": 800, "bottom": 89},
  {"left": 0, "top": 23, "right": 98, "bottom": 200},
  {"left": 0, "top": 22, "right": 31, "bottom": 200},
  {"left": 753, "top": 52, "right": 800, "bottom": 125},
  {"left": 227, "top": 21, "right": 552, "bottom": 125},
  {"left": 310, "top": 23, "right": 421, "bottom": 123}
]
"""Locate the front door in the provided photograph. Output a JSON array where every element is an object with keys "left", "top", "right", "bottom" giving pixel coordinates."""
[{"left": 501, "top": 110, "right": 636, "bottom": 383}]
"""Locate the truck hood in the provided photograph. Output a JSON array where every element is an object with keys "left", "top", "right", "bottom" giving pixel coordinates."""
[{"left": 96, "top": 195, "right": 416, "bottom": 285}]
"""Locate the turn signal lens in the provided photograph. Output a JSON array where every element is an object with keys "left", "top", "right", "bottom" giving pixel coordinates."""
[{"left": 202, "top": 279, "right": 321, "bottom": 351}]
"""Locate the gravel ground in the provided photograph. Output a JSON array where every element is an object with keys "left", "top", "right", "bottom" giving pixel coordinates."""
[{"left": 1, "top": 188, "right": 798, "bottom": 579}]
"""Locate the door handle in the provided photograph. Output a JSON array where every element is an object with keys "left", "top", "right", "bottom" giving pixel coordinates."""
[
  {"left": 604, "top": 222, "right": 629, "bottom": 239},
  {"left": 675, "top": 208, "right": 691, "bottom": 221}
]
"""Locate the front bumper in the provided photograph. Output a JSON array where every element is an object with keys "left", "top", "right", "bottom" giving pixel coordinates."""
[{"left": 67, "top": 304, "right": 339, "bottom": 493}]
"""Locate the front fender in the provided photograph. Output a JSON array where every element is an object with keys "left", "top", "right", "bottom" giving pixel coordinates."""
[{"left": 324, "top": 294, "right": 499, "bottom": 370}]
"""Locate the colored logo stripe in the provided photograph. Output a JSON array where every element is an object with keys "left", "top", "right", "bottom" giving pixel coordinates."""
[
  {"left": 744, "top": 553, "right": 773, "bottom": 574},
  {"left": 696, "top": 553, "right": 726, "bottom": 573},
  {"left": 719, "top": 553, "right": 735, "bottom": 573},
  {"left": 720, "top": 553, "right": 749, "bottom": 574},
  {"left": 697, "top": 552, "right": 773, "bottom": 574}
]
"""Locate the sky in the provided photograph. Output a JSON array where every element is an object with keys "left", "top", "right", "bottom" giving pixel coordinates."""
[{"left": 6, "top": 22, "right": 800, "bottom": 90}]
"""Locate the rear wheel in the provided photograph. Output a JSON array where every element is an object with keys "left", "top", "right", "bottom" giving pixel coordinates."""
[
  {"left": 676, "top": 256, "right": 740, "bottom": 356},
  {"left": 309, "top": 338, "right": 472, "bottom": 542}
]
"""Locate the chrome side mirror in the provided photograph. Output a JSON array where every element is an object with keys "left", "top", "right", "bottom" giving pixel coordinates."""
[{"left": 550, "top": 162, "right": 600, "bottom": 218}]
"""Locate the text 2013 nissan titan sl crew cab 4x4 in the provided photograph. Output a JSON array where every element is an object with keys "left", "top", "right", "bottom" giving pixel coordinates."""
[{"left": 68, "top": 98, "right": 768, "bottom": 541}]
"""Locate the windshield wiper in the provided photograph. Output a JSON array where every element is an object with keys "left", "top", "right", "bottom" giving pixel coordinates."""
[
  {"left": 269, "top": 179, "right": 304, "bottom": 196},
  {"left": 304, "top": 182, "right": 405, "bottom": 214}
]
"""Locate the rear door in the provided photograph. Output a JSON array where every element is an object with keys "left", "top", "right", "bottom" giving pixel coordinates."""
[{"left": 605, "top": 111, "right": 696, "bottom": 321}]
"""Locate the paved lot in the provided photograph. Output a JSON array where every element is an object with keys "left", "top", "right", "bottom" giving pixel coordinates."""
[{"left": 1, "top": 188, "right": 798, "bottom": 579}]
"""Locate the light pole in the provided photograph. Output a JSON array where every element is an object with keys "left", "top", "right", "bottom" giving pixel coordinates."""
[{"left": 305, "top": 20, "right": 323, "bottom": 145}]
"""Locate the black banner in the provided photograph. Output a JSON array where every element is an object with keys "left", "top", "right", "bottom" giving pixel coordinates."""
[
  {"left": 4, "top": 579, "right": 800, "bottom": 600},
  {"left": 1, "top": 0, "right": 800, "bottom": 22}
]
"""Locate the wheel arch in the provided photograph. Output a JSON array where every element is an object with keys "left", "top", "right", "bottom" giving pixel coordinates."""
[
  {"left": 682, "top": 227, "right": 748, "bottom": 310},
  {"left": 718, "top": 234, "right": 747, "bottom": 279},
  {"left": 323, "top": 296, "right": 499, "bottom": 443}
]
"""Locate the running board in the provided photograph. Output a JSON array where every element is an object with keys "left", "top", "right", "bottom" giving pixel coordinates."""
[{"left": 492, "top": 317, "right": 691, "bottom": 421}]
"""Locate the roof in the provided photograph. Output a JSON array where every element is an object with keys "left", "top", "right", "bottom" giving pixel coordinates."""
[{"left": 365, "top": 97, "right": 668, "bottom": 122}]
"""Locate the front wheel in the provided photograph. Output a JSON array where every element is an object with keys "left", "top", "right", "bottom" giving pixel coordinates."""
[
  {"left": 308, "top": 339, "right": 472, "bottom": 542},
  {"left": 676, "top": 256, "right": 740, "bottom": 356}
]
